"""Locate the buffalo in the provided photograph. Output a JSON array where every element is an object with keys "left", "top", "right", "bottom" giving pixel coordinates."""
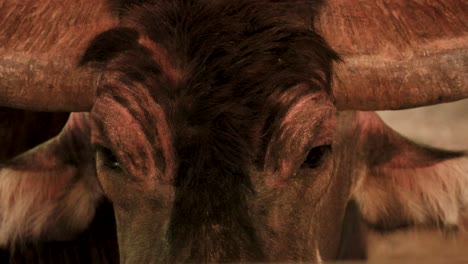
[{"left": 0, "top": 0, "right": 467, "bottom": 263}]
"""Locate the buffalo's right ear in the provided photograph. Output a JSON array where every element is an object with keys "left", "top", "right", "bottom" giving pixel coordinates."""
[
  {"left": 79, "top": 27, "right": 140, "bottom": 67},
  {"left": 0, "top": 113, "right": 103, "bottom": 247},
  {"left": 338, "top": 111, "right": 468, "bottom": 232}
]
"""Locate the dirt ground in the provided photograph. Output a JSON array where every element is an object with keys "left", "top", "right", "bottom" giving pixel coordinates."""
[{"left": 367, "top": 99, "right": 468, "bottom": 262}]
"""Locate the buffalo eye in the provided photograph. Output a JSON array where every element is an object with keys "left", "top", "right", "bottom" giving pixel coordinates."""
[
  {"left": 97, "top": 146, "right": 121, "bottom": 170},
  {"left": 301, "top": 145, "right": 331, "bottom": 169}
]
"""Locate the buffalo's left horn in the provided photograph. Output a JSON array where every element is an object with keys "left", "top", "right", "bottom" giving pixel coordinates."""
[
  {"left": 317, "top": 0, "right": 468, "bottom": 110},
  {"left": 0, "top": 0, "right": 117, "bottom": 112}
]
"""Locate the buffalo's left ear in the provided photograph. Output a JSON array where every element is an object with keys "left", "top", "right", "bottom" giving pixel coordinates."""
[
  {"left": 0, "top": 113, "right": 102, "bottom": 247},
  {"left": 338, "top": 111, "right": 468, "bottom": 231}
]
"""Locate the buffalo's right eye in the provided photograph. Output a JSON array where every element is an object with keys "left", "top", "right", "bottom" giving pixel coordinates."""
[
  {"left": 302, "top": 145, "right": 331, "bottom": 169},
  {"left": 96, "top": 146, "right": 121, "bottom": 170}
]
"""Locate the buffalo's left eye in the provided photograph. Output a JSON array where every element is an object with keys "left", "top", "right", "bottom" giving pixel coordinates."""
[
  {"left": 302, "top": 145, "right": 331, "bottom": 169},
  {"left": 96, "top": 146, "right": 121, "bottom": 170}
]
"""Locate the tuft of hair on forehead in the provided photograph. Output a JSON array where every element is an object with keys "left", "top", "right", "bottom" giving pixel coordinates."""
[
  {"left": 120, "top": 0, "right": 339, "bottom": 158},
  {"left": 103, "top": 0, "right": 338, "bottom": 120}
]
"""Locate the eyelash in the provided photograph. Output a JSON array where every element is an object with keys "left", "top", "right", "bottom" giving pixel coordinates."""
[
  {"left": 96, "top": 146, "right": 122, "bottom": 170},
  {"left": 301, "top": 145, "right": 331, "bottom": 169}
]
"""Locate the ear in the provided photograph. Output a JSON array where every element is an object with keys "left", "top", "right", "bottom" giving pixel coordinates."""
[
  {"left": 0, "top": 113, "right": 102, "bottom": 247},
  {"left": 339, "top": 111, "right": 468, "bottom": 231}
]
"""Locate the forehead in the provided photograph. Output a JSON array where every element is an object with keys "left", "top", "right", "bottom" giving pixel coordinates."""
[
  {"left": 91, "top": 1, "right": 338, "bottom": 153},
  {"left": 95, "top": 2, "right": 336, "bottom": 108}
]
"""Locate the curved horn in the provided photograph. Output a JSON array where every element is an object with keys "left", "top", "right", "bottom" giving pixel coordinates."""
[
  {"left": 317, "top": 0, "right": 468, "bottom": 110},
  {"left": 0, "top": 0, "right": 118, "bottom": 112}
]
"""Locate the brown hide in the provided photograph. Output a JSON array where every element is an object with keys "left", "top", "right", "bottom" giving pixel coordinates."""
[{"left": 0, "top": 110, "right": 118, "bottom": 264}]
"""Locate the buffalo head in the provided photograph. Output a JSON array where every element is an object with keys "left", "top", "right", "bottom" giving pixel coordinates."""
[{"left": 0, "top": 0, "right": 467, "bottom": 263}]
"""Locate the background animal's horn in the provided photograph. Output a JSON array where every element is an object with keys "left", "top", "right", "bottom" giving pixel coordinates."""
[
  {"left": 0, "top": 1, "right": 117, "bottom": 112},
  {"left": 316, "top": 0, "right": 468, "bottom": 110}
]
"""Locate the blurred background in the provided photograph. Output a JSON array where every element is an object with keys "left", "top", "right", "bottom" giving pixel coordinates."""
[{"left": 368, "top": 98, "right": 468, "bottom": 262}]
